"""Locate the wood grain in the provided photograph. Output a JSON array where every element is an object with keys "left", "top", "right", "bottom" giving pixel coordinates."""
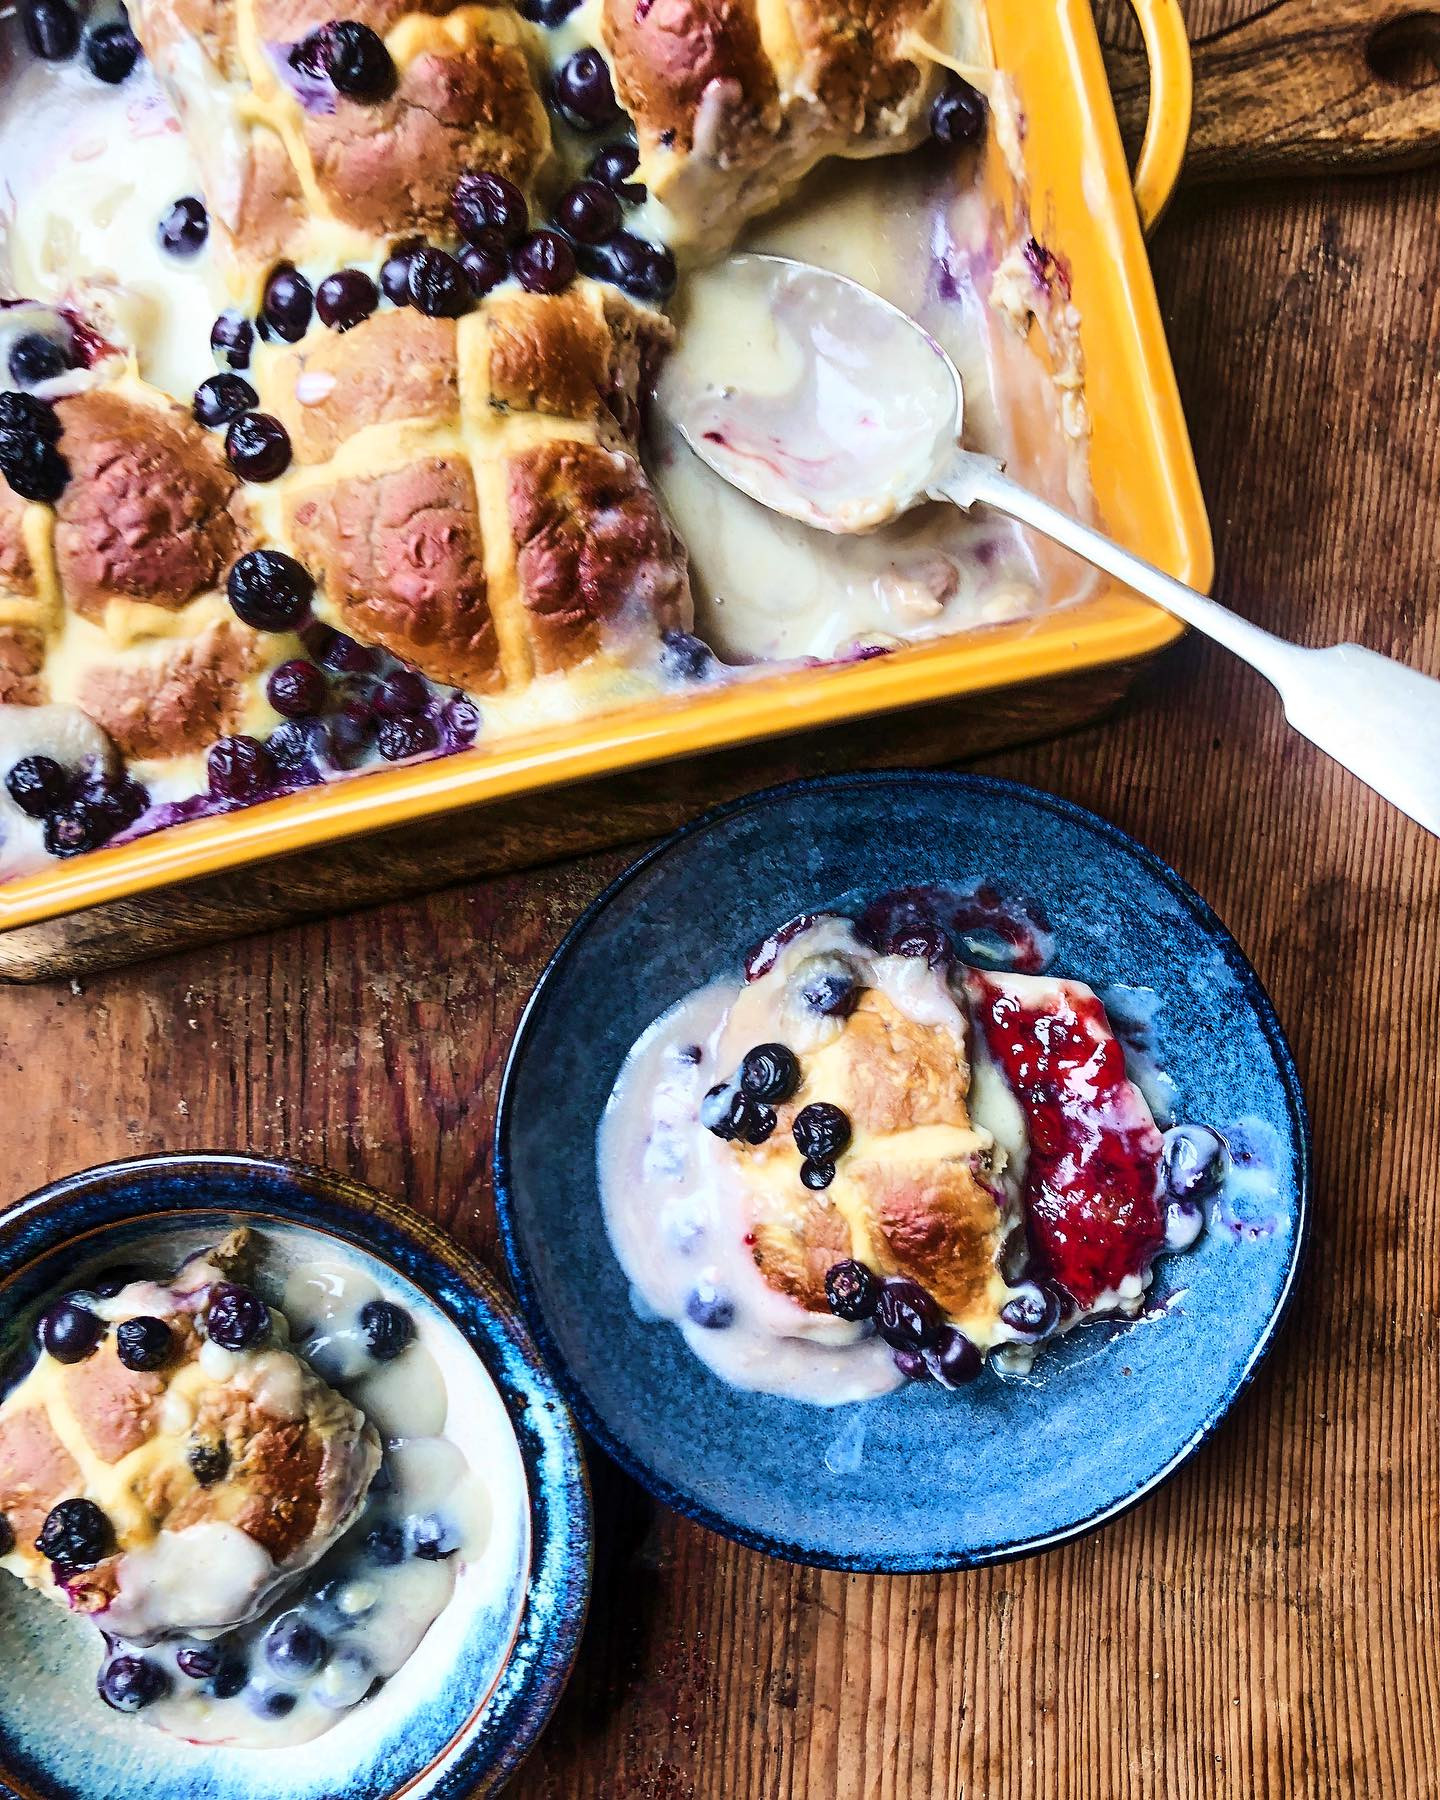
[
  {"left": 3, "top": 122, "right": 1440, "bottom": 1800},
  {"left": 1098, "top": 0, "right": 1440, "bottom": 183}
]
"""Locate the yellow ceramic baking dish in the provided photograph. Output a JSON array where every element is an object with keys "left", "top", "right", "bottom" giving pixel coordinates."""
[{"left": 0, "top": 0, "right": 1208, "bottom": 940}]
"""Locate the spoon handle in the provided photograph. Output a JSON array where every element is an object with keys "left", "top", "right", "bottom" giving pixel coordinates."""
[{"left": 934, "top": 453, "right": 1440, "bottom": 839}]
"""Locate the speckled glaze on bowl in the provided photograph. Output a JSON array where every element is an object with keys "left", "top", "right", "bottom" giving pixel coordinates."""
[
  {"left": 494, "top": 771, "right": 1310, "bottom": 1573},
  {"left": 0, "top": 1154, "right": 591, "bottom": 1800}
]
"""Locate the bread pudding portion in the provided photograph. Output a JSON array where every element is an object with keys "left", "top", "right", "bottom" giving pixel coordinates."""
[
  {"left": 600, "top": 902, "right": 1197, "bottom": 1405},
  {"left": 0, "top": 1230, "right": 380, "bottom": 1642}
]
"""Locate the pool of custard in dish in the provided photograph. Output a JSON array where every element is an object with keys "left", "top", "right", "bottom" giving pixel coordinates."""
[
  {"left": 0, "top": 1229, "right": 529, "bottom": 1749},
  {"left": 600, "top": 889, "right": 1236, "bottom": 1407},
  {"left": 0, "top": 0, "right": 1095, "bottom": 883}
]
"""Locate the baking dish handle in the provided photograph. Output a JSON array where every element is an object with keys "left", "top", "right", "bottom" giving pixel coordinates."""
[{"left": 1124, "top": 0, "right": 1193, "bottom": 233}]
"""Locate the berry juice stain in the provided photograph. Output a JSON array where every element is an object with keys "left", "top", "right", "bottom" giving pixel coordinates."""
[{"left": 967, "top": 970, "right": 1166, "bottom": 1310}]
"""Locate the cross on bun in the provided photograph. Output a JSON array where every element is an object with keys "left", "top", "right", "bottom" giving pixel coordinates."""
[{"left": 261, "top": 288, "right": 687, "bottom": 690}]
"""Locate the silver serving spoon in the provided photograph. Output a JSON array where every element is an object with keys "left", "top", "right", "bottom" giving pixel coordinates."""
[{"left": 659, "top": 254, "right": 1440, "bottom": 839}]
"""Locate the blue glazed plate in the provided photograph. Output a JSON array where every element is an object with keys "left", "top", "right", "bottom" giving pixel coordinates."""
[
  {"left": 494, "top": 771, "right": 1310, "bottom": 1572},
  {"left": 0, "top": 1154, "right": 590, "bottom": 1800}
]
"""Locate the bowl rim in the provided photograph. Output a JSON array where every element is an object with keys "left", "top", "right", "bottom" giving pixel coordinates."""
[
  {"left": 0, "top": 1150, "right": 593, "bottom": 1800},
  {"left": 492, "top": 767, "right": 1312, "bottom": 1573}
]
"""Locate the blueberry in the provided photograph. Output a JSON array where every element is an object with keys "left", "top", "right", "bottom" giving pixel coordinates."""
[
  {"left": 35, "top": 1497, "right": 112, "bottom": 1570},
  {"left": 453, "top": 171, "right": 527, "bottom": 245},
  {"left": 157, "top": 196, "right": 209, "bottom": 257},
  {"left": 0, "top": 432, "right": 69, "bottom": 502},
  {"left": 228, "top": 549, "right": 313, "bottom": 631},
  {"left": 358, "top": 1298, "right": 415, "bottom": 1361},
  {"left": 373, "top": 670, "right": 429, "bottom": 718},
  {"left": 115, "top": 1316, "right": 173, "bottom": 1372},
  {"left": 37, "top": 1299, "right": 103, "bottom": 1363},
  {"left": 5, "top": 755, "right": 69, "bottom": 819},
  {"left": 192, "top": 373, "right": 257, "bottom": 429},
  {"left": 699, "top": 1084, "right": 772, "bottom": 1145},
  {"left": 207, "top": 734, "right": 278, "bottom": 803},
  {"left": 84, "top": 20, "right": 141, "bottom": 82},
  {"left": 459, "top": 237, "right": 509, "bottom": 298},
  {"left": 251, "top": 1686, "right": 298, "bottom": 1718},
  {"left": 379, "top": 239, "right": 421, "bottom": 306},
  {"left": 23, "top": 0, "right": 78, "bottom": 60},
  {"left": 203, "top": 1656, "right": 249, "bottom": 1699},
  {"left": 856, "top": 898, "right": 951, "bottom": 965},
  {"left": 999, "top": 1282, "right": 1060, "bottom": 1340},
  {"left": 0, "top": 392, "right": 60, "bottom": 442},
  {"left": 204, "top": 1281, "right": 270, "bottom": 1350},
  {"left": 930, "top": 73, "right": 987, "bottom": 148},
  {"left": 684, "top": 1283, "right": 734, "bottom": 1330},
  {"left": 891, "top": 1346, "right": 928, "bottom": 1381},
  {"left": 376, "top": 713, "right": 439, "bottom": 761},
  {"left": 441, "top": 694, "right": 481, "bottom": 746},
  {"left": 409, "top": 1514, "right": 458, "bottom": 1560},
  {"left": 175, "top": 1644, "right": 220, "bottom": 1680},
  {"left": 267, "top": 659, "right": 327, "bottom": 718},
  {"left": 40, "top": 771, "right": 146, "bottom": 857},
  {"left": 554, "top": 178, "right": 621, "bottom": 245},
  {"left": 0, "top": 1513, "right": 13, "bottom": 1557},
  {"left": 225, "top": 411, "right": 292, "bottom": 481},
  {"left": 316, "top": 268, "right": 379, "bottom": 332},
  {"left": 518, "top": 0, "right": 581, "bottom": 21},
  {"left": 824, "top": 1260, "right": 877, "bottom": 1321},
  {"left": 581, "top": 231, "right": 674, "bottom": 302},
  {"left": 551, "top": 48, "right": 620, "bottom": 129},
  {"left": 407, "top": 246, "right": 472, "bottom": 318},
  {"left": 187, "top": 1439, "right": 229, "bottom": 1486},
  {"left": 205, "top": 1656, "right": 250, "bottom": 1699},
  {"left": 313, "top": 19, "right": 394, "bottom": 101},
  {"left": 922, "top": 1324, "right": 982, "bottom": 1388},
  {"left": 513, "top": 229, "right": 576, "bottom": 296},
  {"left": 588, "top": 140, "right": 645, "bottom": 205},
  {"left": 659, "top": 629, "right": 718, "bottom": 683},
  {"left": 98, "top": 1654, "right": 170, "bottom": 1712},
  {"left": 268, "top": 718, "right": 330, "bottom": 781},
  {"left": 363, "top": 1520, "right": 406, "bottom": 1566},
  {"left": 265, "top": 1613, "right": 328, "bottom": 1677},
  {"left": 305, "top": 623, "right": 378, "bottom": 674},
  {"left": 873, "top": 1276, "right": 941, "bottom": 1351},
  {"left": 792, "top": 1102, "right": 850, "bottom": 1163},
  {"left": 261, "top": 264, "right": 314, "bottom": 340},
  {"left": 739, "top": 1043, "right": 799, "bottom": 1103},
  {"left": 799, "top": 1157, "right": 835, "bottom": 1191},
  {"left": 210, "top": 309, "right": 254, "bottom": 370},
  {"left": 1162, "top": 1124, "right": 1229, "bottom": 1202},
  {"left": 795, "top": 955, "right": 860, "bottom": 1019},
  {"left": 7, "top": 331, "right": 71, "bottom": 388}
]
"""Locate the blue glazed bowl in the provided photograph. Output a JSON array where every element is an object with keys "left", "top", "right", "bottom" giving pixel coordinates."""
[
  {"left": 494, "top": 770, "right": 1310, "bottom": 1572},
  {"left": 0, "top": 1153, "right": 590, "bottom": 1800}
]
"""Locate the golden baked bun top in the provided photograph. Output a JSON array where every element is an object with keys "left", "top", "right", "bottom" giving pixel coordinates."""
[
  {"left": 0, "top": 1232, "right": 380, "bottom": 1643},
  {"left": 603, "top": 0, "right": 948, "bottom": 249}
]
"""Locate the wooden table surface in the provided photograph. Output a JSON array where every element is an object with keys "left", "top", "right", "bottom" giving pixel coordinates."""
[{"left": 5, "top": 8, "right": 1440, "bottom": 1796}]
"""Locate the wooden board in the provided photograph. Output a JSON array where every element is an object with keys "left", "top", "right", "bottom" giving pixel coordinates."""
[
  {"left": 4, "top": 155, "right": 1439, "bottom": 1797},
  {"left": 1098, "top": 0, "right": 1440, "bottom": 181}
]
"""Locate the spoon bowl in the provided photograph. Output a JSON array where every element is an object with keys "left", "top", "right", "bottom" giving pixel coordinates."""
[{"left": 657, "top": 253, "right": 965, "bottom": 533}]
